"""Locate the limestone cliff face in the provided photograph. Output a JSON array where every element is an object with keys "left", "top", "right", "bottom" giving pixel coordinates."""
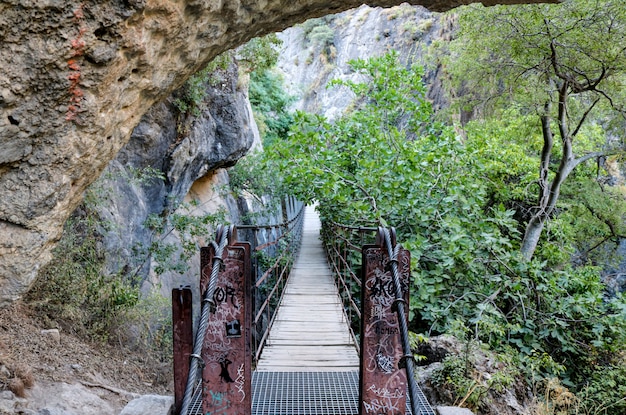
[
  {"left": 0, "top": 0, "right": 555, "bottom": 305},
  {"left": 92, "top": 62, "right": 255, "bottom": 295},
  {"left": 277, "top": 4, "right": 451, "bottom": 119}
]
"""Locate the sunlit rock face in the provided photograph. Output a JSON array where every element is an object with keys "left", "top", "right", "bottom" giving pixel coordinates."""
[
  {"left": 95, "top": 61, "right": 255, "bottom": 295},
  {"left": 0, "top": 0, "right": 556, "bottom": 306}
]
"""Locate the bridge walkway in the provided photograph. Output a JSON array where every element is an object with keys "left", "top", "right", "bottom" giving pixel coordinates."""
[
  {"left": 175, "top": 203, "right": 434, "bottom": 415},
  {"left": 255, "top": 205, "right": 360, "bottom": 371},
  {"left": 251, "top": 205, "right": 363, "bottom": 414}
]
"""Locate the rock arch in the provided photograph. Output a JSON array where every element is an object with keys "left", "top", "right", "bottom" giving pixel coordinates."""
[{"left": 0, "top": 0, "right": 554, "bottom": 305}]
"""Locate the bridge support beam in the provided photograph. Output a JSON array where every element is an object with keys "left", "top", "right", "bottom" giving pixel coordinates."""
[
  {"left": 198, "top": 238, "right": 252, "bottom": 414},
  {"left": 360, "top": 242, "right": 411, "bottom": 415},
  {"left": 172, "top": 287, "right": 193, "bottom": 415},
  {"left": 172, "top": 228, "right": 252, "bottom": 415}
]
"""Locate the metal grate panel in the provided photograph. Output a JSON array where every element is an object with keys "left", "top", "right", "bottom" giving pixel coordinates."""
[
  {"left": 252, "top": 371, "right": 359, "bottom": 415},
  {"left": 186, "top": 371, "right": 434, "bottom": 414},
  {"left": 252, "top": 371, "right": 426, "bottom": 415}
]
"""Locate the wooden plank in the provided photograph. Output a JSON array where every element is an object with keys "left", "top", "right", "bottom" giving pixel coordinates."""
[{"left": 255, "top": 206, "right": 359, "bottom": 372}]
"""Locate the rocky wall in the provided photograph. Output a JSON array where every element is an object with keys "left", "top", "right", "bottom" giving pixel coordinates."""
[{"left": 91, "top": 61, "right": 256, "bottom": 296}]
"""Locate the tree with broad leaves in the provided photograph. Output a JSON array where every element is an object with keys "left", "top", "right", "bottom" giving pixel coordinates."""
[{"left": 447, "top": 0, "right": 626, "bottom": 260}]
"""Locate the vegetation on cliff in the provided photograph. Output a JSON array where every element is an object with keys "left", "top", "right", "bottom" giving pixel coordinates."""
[{"left": 261, "top": 11, "right": 626, "bottom": 409}]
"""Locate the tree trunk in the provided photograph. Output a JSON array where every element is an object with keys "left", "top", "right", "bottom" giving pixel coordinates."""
[
  {"left": 520, "top": 215, "right": 545, "bottom": 260},
  {"left": 520, "top": 86, "right": 575, "bottom": 261}
]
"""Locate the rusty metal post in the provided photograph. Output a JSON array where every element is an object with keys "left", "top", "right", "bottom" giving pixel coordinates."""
[
  {"left": 200, "top": 228, "right": 252, "bottom": 414},
  {"left": 359, "top": 243, "right": 410, "bottom": 415},
  {"left": 172, "top": 287, "right": 193, "bottom": 415}
]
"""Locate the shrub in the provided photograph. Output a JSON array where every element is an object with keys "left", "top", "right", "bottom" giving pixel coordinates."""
[
  {"left": 173, "top": 51, "right": 233, "bottom": 116},
  {"left": 116, "top": 289, "right": 173, "bottom": 364},
  {"left": 248, "top": 69, "right": 295, "bottom": 146},
  {"left": 26, "top": 209, "right": 139, "bottom": 341},
  {"left": 308, "top": 25, "right": 335, "bottom": 50}
]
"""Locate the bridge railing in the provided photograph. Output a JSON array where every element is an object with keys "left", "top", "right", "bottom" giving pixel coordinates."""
[
  {"left": 176, "top": 224, "right": 237, "bottom": 415},
  {"left": 321, "top": 221, "right": 435, "bottom": 415},
  {"left": 237, "top": 197, "right": 305, "bottom": 364},
  {"left": 376, "top": 227, "right": 435, "bottom": 415},
  {"left": 321, "top": 221, "right": 378, "bottom": 353},
  {"left": 173, "top": 196, "right": 304, "bottom": 415}
]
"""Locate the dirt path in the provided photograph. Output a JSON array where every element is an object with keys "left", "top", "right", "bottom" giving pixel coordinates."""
[{"left": 0, "top": 303, "right": 172, "bottom": 413}]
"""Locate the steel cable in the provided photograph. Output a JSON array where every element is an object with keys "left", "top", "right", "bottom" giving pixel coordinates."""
[
  {"left": 179, "top": 225, "right": 230, "bottom": 415},
  {"left": 381, "top": 227, "right": 435, "bottom": 415}
]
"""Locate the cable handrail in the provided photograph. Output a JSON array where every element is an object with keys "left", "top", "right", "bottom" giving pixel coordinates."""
[
  {"left": 174, "top": 202, "right": 436, "bottom": 415},
  {"left": 237, "top": 197, "right": 305, "bottom": 365},
  {"left": 322, "top": 220, "right": 435, "bottom": 415},
  {"left": 321, "top": 221, "right": 379, "bottom": 353},
  {"left": 378, "top": 226, "right": 435, "bottom": 415},
  {"left": 179, "top": 224, "right": 233, "bottom": 415},
  {"left": 176, "top": 197, "right": 304, "bottom": 415}
]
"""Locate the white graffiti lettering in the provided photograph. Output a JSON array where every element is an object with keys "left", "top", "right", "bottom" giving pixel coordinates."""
[
  {"left": 363, "top": 398, "right": 400, "bottom": 414},
  {"left": 235, "top": 363, "right": 246, "bottom": 402},
  {"left": 376, "top": 353, "right": 395, "bottom": 374},
  {"left": 367, "top": 384, "right": 404, "bottom": 399},
  {"left": 371, "top": 304, "right": 385, "bottom": 321}
]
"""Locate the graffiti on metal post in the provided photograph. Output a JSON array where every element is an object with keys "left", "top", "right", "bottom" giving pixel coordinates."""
[
  {"left": 235, "top": 363, "right": 246, "bottom": 402},
  {"left": 360, "top": 246, "right": 410, "bottom": 415},
  {"left": 200, "top": 243, "right": 252, "bottom": 414}
]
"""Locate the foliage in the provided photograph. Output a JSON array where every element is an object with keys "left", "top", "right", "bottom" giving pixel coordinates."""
[
  {"left": 26, "top": 164, "right": 221, "bottom": 355},
  {"left": 301, "top": 16, "right": 335, "bottom": 42},
  {"left": 141, "top": 200, "right": 227, "bottom": 276},
  {"left": 573, "top": 360, "right": 626, "bottom": 414},
  {"left": 248, "top": 69, "right": 295, "bottom": 146},
  {"left": 174, "top": 33, "right": 283, "bottom": 117},
  {"left": 559, "top": 178, "right": 626, "bottom": 267},
  {"left": 448, "top": 0, "right": 626, "bottom": 117},
  {"left": 26, "top": 210, "right": 139, "bottom": 340},
  {"left": 300, "top": 16, "right": 336, "bottom": 56},
  {"left": 265, "top": 51, "right": 626, "bottom": 406},
  {"left": 532, "top": 378, "right": 577, "bottom": 415},
  {"left": 445, "top": 0, "right": 626, "bottom": 260},
  {"left": 26, "top": 205, "right": 174, "bottom": 363},
  {"left": 173, "top": 52, "right": 233, "bottom": 116},
  {"left": 237, "top": 33, "right": 282, "bottom": 73},
  {"left": 462, "top": 109, "right": 541, "bottom": 206},
  {"left": 308, "top": 25, "right": 335, "bottom": 50},
  {"left": 116, "top": 288, "right": 173, "bottom": 364},
  {"left": 430, "top": 334, "right": 520, "bottom": 411},
  {"left": 530, "top": 368, "right": 626, "bottom": 415},
  {"left": 270, "top": 50, "right": 514, "bottom": 328},
  {"left": 462, "top": 109, "right": 626, "bottom": 268},
  {"left": 228, "top": 150, "right": 286, "bottom": 202}
]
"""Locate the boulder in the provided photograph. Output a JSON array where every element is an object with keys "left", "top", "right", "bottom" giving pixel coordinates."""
[{"left": 119, "top": 395, "right": 173, "bottom": 415}]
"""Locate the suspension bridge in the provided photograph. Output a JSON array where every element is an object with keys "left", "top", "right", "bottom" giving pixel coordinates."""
[{"left": 171, "top": 200, "right": 436, "bottom": 415}]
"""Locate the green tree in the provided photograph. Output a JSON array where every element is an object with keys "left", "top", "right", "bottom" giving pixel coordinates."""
[
  {"left": 447, "top": 0, "right": 626, "bottom": 260},
  {"left": 268, "top": 51, "right": 518, "bottom": 333},
  {"left": 248, "top": 69, "right": 295, "bottom": 146},
  {"left": 236, "top": 33, "right": 282, "bottom": 73},
  {"left": 266, "top": 51, "right": 626, "bottom": 405},
  {"left": 462, "top": 109, "right": 626, "bottom": 267}
]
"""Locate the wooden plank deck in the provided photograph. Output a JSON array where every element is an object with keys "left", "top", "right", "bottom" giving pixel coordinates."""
[{"left": 255, "top": 205, "right": 360, "bottom": 372}]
